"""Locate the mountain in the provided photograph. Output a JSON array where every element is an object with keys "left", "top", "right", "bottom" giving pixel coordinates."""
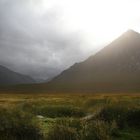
[
  {"left": 1, "top": 29, "right": 140, "bottom": 93},
  {"left": 0, "top": 65, "right": 35, "bottom": 85},
  {"left": 44, "top": 29, "right": 140, "bottom": 93}
]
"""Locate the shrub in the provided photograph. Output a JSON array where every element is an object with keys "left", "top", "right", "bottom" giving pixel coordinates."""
[
  {"left": 84, "top": 99, "right": 106, "bottom": 108},
  {"left": 0, "top": 107, "right": 42, "bottom": 140},
  {"left": 55, "top": 118, "right": 82, "bottom": 131},
  {"left": 47, "top": 125, "right": 78, "bottom": 140},
  {"left": 20, "top": 101, "right": 86, "bottom": 118},
  {"left": 97, "top": 105, "right": 128, "bottom": 128},
  {"left": 126, "top": 108, "right": 140, "bottom": 128},
  {"left": 81, "top": 120, "right": 117, "bottom": 140},
  {"left": 47, "top": 119, "right": 79, "bottom": 140},
  {"left": 97, "top": 104, "right": 140, "bottom": 129},
  {"left": 27, "top": 105, "right": 85, "bottom": 118}
]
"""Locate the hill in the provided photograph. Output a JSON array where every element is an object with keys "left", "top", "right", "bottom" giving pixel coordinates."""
[
  {"left": 0, "top": 65, "right": 35, "bottom": 85},
  {"left": 45, "top": 30, "right": 140, "bottom": 93}
]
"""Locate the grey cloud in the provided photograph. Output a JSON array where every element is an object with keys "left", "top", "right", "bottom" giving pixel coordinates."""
[{"left": 0, "top": 0, "right": 90, "bottom": 80}]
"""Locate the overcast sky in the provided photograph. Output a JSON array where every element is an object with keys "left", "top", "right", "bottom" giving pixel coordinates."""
[{"left": 0, "top": 0, "right": 140, "bottom": 80}]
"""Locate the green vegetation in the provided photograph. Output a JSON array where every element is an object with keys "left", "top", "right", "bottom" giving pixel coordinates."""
[
  {"left": 0, "top": 107, "right": 42, "bottom": 140},
  {"left": 0, "top": 93, "right": 139, "bottom": 140}
]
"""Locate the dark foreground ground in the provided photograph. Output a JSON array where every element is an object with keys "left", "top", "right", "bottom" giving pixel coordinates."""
[{"left": 0, "top": 93, "right": 139, "bottom": 140}]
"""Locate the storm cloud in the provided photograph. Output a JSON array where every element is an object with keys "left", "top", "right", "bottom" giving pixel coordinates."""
[{"left": 0, "top": 0, "right": 91, "bottom": 80}]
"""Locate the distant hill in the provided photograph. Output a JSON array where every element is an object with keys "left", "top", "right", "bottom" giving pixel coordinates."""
[
  {"left": 44, "top": 29, "right": 140, "bottom": 93},
  {"left": 0, "top": 65, "right": 35, "bottom": 85}
]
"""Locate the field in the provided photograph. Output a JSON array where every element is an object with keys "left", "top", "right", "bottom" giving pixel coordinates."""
[{"left": 0, "top": 93, "right": 139, "bottom": 140}]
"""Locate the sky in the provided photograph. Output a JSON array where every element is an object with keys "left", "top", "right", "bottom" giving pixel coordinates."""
[{"left": 0, "top": 0, "right": 140, "bottom": 80}]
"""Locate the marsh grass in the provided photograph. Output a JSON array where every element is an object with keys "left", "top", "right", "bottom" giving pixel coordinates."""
[
  {"left": 0, "top": 106, "right": 42, "bottom": 140},
  {"left": 97, "top": 103, "right": 140, "bottom": 129},
  {"left": 20, "top": 102, "right": 86, "bottom": 118},
  {"left": 0, "top": 93, "right": 139, "bottom": 140},
  {"left": 46, "top": 118, "right": 81, "bottom": 140}
]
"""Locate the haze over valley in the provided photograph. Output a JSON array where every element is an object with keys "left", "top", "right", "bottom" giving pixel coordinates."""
[{"left": 1, "top": 0, "right": 140, "bottom": 82}]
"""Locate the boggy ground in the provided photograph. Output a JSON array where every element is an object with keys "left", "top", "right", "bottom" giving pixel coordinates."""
[{"left": 0, "top": 93, "right": 139, "bottom": 140}]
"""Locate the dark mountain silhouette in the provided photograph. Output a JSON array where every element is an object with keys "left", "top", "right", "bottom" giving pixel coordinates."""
[
  {"left": 0, "top": 65, "right": 35, "bottom": 85},
  {"left": 44, "top": 29, "right": 140, "bottom": 93}
]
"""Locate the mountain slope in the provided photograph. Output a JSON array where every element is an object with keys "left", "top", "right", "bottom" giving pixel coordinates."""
[
  {"left": 45, "top": 30, "right": 140, "bottom": 92},
  {"left": 0, "top": 65, "right": 35, "bottom": 85}
]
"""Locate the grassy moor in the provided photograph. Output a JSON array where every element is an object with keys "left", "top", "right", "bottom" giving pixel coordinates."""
[{"left": 0, "top": 93, "right": 139, "bottom": 140}]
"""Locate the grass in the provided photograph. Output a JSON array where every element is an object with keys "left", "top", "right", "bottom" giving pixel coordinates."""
[
  {"left": 0, "top": 106, "right": 42, "bottom": 140},
  {"left": 0, "top": 93, "right": 139, "bottom": 140}
]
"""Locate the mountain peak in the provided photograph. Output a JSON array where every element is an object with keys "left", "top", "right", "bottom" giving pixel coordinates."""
[
  {"left": 122, "top": 29, "right": 140, "bottom": 38},
  {"left": 126, "top": 29, "right": 138, "bottom": 33}
]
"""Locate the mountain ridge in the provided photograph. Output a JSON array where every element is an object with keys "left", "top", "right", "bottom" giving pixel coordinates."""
[{"left": 0, "top": 65, "right": 35, "bottom": 85}]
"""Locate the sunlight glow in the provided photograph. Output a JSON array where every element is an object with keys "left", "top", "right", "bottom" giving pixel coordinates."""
[{"left": 34, "top": 0, "right": 140, "bottom": 48}]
